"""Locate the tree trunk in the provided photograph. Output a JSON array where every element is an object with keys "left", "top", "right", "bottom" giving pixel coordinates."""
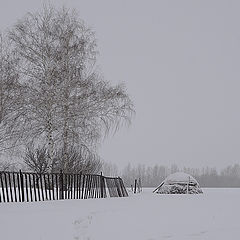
[
  {"left": 62, "top": 103, "right": 69, "bottom": 171},
  {"left": 46, "top": 107, "right": 54, "bottom": 167}
]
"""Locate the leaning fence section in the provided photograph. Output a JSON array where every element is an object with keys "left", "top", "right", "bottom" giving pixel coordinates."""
[
  {"left": 105, "top": 177, "right": 128, "bottom": 197},
  {"left": 0, "top": 170, "right": 128, "bottom": 203}
]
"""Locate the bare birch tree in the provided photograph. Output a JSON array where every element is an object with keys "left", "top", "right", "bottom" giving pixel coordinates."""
[{"left": 9, "top": 6, "right": 134, "bottom": 172}]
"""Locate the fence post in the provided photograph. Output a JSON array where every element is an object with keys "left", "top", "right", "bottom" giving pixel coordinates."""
[
  {"left": 100, "top": 172, "right": 104, "bottom": 198},
  {"left": 137, "top": 178, "right": 141, "bottom": 193},
  {"left": 138, "top": 178, "right": 142, "bottom": 192},
  {"left": 19, "top": 170, "right": 24, "bottom": 202},
  {"left": 134, "top": 179, "right": 137, "bottom": 194},
  {"left": 59, "top": 170, "right": 64, "bottom": 199}
]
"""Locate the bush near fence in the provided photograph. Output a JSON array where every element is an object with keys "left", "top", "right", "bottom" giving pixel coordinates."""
[{"left": 0, "top": 170, "right": 128, "bottom": 203}]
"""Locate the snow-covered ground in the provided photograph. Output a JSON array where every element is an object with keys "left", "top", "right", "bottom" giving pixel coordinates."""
[{"left": 0, "top": 188, "right": 240, "bottom": 240}]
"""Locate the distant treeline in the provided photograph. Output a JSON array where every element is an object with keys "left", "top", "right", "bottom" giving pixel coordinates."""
[{"left": 102, "top": 162, "right": 240, "bottom": 188}]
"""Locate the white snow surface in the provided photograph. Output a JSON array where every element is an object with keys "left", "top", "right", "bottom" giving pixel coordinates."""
[{"left": 0, "top": 188, "right": 240, "bottom": 240}]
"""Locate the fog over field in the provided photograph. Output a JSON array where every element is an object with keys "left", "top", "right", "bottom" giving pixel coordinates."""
[{"left": 1, "top": 0, "right": 240, "bottom": 170}]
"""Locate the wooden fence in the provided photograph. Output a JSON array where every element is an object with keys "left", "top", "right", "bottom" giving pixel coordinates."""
[{"left": 0, "top": 170, "right": 128, "bottom": 203}]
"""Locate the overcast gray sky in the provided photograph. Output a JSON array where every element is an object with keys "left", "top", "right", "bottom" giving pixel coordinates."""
[{"left": 1, "top": 0, "right": 240, "bottom": 169}]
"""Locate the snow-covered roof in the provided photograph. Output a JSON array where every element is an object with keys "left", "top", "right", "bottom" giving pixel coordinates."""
[{"left": 164, "top": 172, "right": 199, "bottom": 185}]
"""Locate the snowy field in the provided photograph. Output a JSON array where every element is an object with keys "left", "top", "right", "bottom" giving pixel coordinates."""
[{"left": 0, "top": 188, "right": 240, "bottom": 240}]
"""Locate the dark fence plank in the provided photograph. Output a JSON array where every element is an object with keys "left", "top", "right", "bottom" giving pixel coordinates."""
[
  {"left": 51, "top": 174, "right": 55, "bottom": 200},
  {"left": 67, "top": 174, "right": 70, "bottom": 199},
  {"left": 58, "top": 171, "right": 62, "bottom": 200},
  {"left": 4, "top": 172, "right": 9, "bottom": 202},
  {"left": 90, "top": 176, "right": 94, "bottom": 198},
  {"left": 102, "top": 177, "right": 106, "bottom": 198},
  {"left": 73, "top": 174, "right": 76, "bottom": 199},
  {"left": 81, "top": 175, "right": 85, "bottom": 199},
  {"left": 98, "top": 176, "right": 101, "bottom": 198},
  {"left": 32, "top": 174, "right": 36, "bottom": 201},
  {"left": 85, "top": 175, "right": 89, "bottom": 199},
  {"left": 25, "top": 173, "right": 29, "bottom": 202},
  {"left": 20, "top": 170, "right": 25, "bottom": 202},
  {"left": 63, "top": 171, "right": 66, "bottom": 200},
  {"left": 0, "top": 173, "right": 2, "bottom": 203},
  {"left": 94, "top": 176, "right": 97, "bottom": 198},
  {"left": 47, "top": 174, "right": 51, "bottom": 201},
  {"left": 0, "top": 172, "right": 4, "bottom": 202},
  {"left": 35, "top": 174, "right": 38, "bottom": 201},
  {"left": 60, "top": 171, "right": 63, "bottom": 200},
  {"left": 13, "top": 173, "right": 17, "bottom": 202},
  {"left": 84, "top": 175, "right": 87, "bottom": 199},
  {"left": 76, "top": 174, "right": 79, "bottom": 199},
  {"left": 35, "top": 174, "right": 40, "bottom": 201},
  {"left": 70, "top": 174, "right": 73, "bottom": 199},
  {"left": 44, "top": 174, "right": 48, "bottom": 200},
  {"left": 28, "top": 174, "right": 33, "bottom": 202},
  {"left": 78, "top": 174, "right": 82, "bottom": 199},
  {"left": 8, "top": 172, "right": 13, "bottom": 202},
  {"left": 39, "top": 174, "right": 44, "bottom": 201},
  {"left": 92, "top": 176, "right": 96, "bottom": 198},
  {"left": 16, "top": 172, "right": 21, "bottom": 202},
  {"left": 88, "top": 175, "right": 92, "bottom": 198},
  {"left": 55, "top": 174, "right": 59, "bottom": 200}
]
